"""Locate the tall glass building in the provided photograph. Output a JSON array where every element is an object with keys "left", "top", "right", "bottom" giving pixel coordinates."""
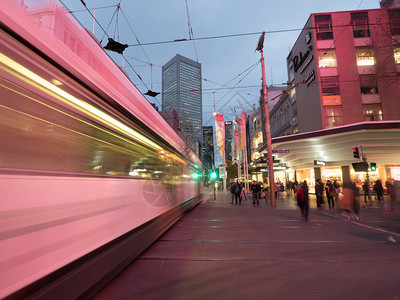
[{"left": 162, "top": 55, "right": 202, "bottom": 155}]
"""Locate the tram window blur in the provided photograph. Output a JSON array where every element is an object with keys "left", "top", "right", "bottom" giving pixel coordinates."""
[{"left": 0, "top": 66, "right": 184, "bottom": 178}]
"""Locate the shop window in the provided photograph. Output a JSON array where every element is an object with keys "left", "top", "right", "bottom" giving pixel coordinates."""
[
  {"left": 324, "top": 106, "right": 343, "bottom": 128},
  {"left": 351, "top": 12, "right": 370, "bottom": 38},
  {"left": 356, "top": 48, "right": 375, "bottom": 66},
  {"left": 321, "top": 77, "right": 340, "bottom": 95},
  {"left": 360, "top": 76, "right": 378, "bottom": 94},
  {"left": 318, "top": 50, "right": 337, "bottom": 68},
  {"left": 389, "top": 10, "right": 400, "bottom": 36},
  {"left": 394, "top": 46, "right": 400, "bottom": 64},
  {"left": 315, "top": 15, "right": 333, "bottom": 40},
  {"left": 363, "top": 104, "right": 383, "bottom": 121}
]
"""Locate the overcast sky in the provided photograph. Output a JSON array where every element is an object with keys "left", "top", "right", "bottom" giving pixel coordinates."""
[
  {"left": 61, "top": 0, "right": 380, "bottom": 126},
  {"left": 56, "top": 0, "right": 382, "bottom": 166}
]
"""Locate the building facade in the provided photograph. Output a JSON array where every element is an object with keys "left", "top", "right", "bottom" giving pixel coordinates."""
[
  {"left": 287, "top": 8, "right": 400, "bottom": 133},
  {"left": 261, "top": 7, "right": 400, "bottom": 192},
  {"left": 162, "top": 54, "right": 202, "bottom": 157}
]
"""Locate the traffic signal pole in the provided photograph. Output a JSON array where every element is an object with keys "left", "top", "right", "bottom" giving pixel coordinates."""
[{"left": 360, "top": 146, "right": 372, "bottom": 206}]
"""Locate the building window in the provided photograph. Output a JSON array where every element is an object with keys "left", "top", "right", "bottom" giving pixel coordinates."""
[
  {"left": 356, "top": 48, "right": 375, "bottom": 66},
  {"left": 315, "top": 15, "right": 333, "bottom": 40},
  {"left": 389, "top": 10, "right": 400, "bottom": 36},
  {"left": 351, "top": 12, "right": 371, "bottom": 38},
  {"left": 394, "top": 46, "right": 400, "bottom": 63},
  {"left": 321, "top": 77, "right": 340, "bottom": 95},
  {"left": 318, "top": 50, "right": 337, "bottom": 68},
  {"left": 324, "top": 106, "right": 343, "bottom": 128},
  {"left": 363, "top": 104, "right": 383, "bottom": 121},
  {"left": 360, "top": 76, "right": 378, "bottom": 94}
]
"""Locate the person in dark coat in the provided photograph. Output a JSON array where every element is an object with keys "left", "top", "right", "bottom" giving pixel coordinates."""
[
  {"left": 315, "top": 178, "right": 324, "bottom": 208},
  {"left": 325, "top": 180, "right": 335, "bottom": 209},
  {"left": 233, "top": 182, "right": 241, "bottom": 205},
  {"left": 252, "top": 181, "right": 261, "bottom": 206},
  {"left": 373, "top": 180, "right": 384, "bottom": 201}
]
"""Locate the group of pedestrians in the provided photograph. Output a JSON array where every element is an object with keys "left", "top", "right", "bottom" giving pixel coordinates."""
[
  {"left": 229, "top": 180, "right": 270, "bottom": 206},
  {"left": 230, "top": 181, "right": 247, "bottom": 205}
]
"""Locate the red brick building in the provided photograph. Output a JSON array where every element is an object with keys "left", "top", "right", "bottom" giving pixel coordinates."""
[{"left": 287, "top": 7, "right": 400, "bottom": 133}]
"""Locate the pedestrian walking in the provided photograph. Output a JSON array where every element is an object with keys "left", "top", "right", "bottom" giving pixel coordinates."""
[
  {"left": 263, "top": 180, "right": 269, "bottom": 199},
  {"left": 362, "top": 180, "right": 369, "bottom": 206},
  {"left": 240, "top": 182, "right": 247, "bottom": 201},
  {"left": 252, "top": 180, "right": 261, "bottom": 206},
  {"left": 384, "top": 181, "right": 395, "bottom": 212},
  {"left": 296, "top": 181, "right": 309, "bottom": 222},
  {"left": 325, "top": 180, "right": 335, "bottom": 209},
  {"left": 315, "top": 178, "right": 324, "bottom": 208},
  {"left": 373, "top": 180, "right": 384, "bottom": 201},
  {"left": 233, "top": 182, "right": 241, "bottom": 205},
  {"left": 332, "top": 180, "right": 340, "bottom": 205},
  {"left": 279, "top": 182, "right": 285, "bottom": 198},
  {"left": 340, "top": 181, "right": 358, "bottom": 220},
  {"left": 230, "top": 182, "right": 235, "bottom": 204}
]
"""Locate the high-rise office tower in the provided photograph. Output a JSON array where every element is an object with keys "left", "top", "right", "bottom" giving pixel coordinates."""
[
  {"left": 202, "top": 126, "right": 214, "bottom": 171},
  {"left": 162, "top": 54, "right": 202, "bottom": 156}
]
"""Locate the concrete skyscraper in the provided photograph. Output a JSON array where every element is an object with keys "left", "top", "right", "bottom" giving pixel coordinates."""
[{"left": 162, "top": 54, "right": 202, "bottom": 157}]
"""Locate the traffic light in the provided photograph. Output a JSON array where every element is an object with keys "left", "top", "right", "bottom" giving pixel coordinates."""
[
  {"left": 370, "top": 162, "right": 377, "bottom": 171},
  {"left": 210, "top": 171, "right": 217, "bottom": 179},
  {"left": 353, "top": 147, "right": 360, "bottom": 159}
]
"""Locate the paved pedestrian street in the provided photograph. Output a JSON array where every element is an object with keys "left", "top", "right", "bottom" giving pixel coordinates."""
[{"left": 95, "top": 187, "right": 400, "bottom": 300}]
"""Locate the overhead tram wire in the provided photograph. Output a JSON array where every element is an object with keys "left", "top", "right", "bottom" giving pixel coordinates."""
[
  {"left": 67, "top": 4, "right": 119, "bottom": 14},
  {"left": 202, "top": 60, "right": 261, "bottom": 127},
  {"left": 78, "top": 1, "right": 160, "bottom": 107},
  {"left": 184, "top": 0, "right": 199, "bottom": 62},
  {"left": 79, "top": 0, "right": 111, "bottom": 40}
]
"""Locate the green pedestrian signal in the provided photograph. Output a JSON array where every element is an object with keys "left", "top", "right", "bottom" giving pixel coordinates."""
[{"left": 370, "top": 162, "right": 377, "bottom": 171}]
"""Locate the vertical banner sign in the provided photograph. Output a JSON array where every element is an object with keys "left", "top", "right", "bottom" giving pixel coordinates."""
[
  {"left": 234, "top": 130, "right": 239, "bottom": 159},
  {"left": 214, "top": 113, "right": 225, "bottom": 159},
  {"left": 241, "top": 111, "right": 246, "bottom": 149},
  {"left": 237, "top": 117, "right": 243, "bottom": 150}
]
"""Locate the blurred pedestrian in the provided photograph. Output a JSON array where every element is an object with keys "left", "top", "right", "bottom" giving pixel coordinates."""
[
  {"left": 340, "top": 182, "right": 358, "bottom": 220},
  {"left": 240, "top": 182, "right": 247, "bottom": 201},
  {"left": 374, "top": 180, "right": 384, "bottom": 201},
  {"left": 385, "top": 181, "right": 395, "bottom": 212},
  {"left": 362, "top": 180, "right": 369, "bottom": 206},
  {"left": 263, "top": 180, "right": 269, "bottom": 199},
  {"left": 279, "top": 181, "right": 285, "bottom": 198},
  {"left": 332, "top": 180, "right": 340, "bottom": 204},
  {"left": 297, "top": 181, "right": 309, "bottom": 222}
]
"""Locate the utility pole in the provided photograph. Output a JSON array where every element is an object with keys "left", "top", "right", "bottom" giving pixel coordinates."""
[{"left": 257, "top": 32, "right": 276, "bottom": 207}]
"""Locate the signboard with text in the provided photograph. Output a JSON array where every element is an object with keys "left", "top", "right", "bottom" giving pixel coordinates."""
[{"left": 322, "top": 95, "right": 342, "bottom": 106}]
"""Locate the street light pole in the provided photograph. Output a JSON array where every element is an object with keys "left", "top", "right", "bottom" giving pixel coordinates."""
[{"left": 257, "top": 32, "right": 276, "bottom": 207}]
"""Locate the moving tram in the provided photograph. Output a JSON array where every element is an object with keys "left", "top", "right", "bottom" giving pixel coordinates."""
[{"left": 0, "top": 2, "right": 203, "bottom": 298}]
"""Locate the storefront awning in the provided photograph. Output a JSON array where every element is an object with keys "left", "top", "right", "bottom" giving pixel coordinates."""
[{"left": 259, "top": 121, "right": 400, "bottom": 170}]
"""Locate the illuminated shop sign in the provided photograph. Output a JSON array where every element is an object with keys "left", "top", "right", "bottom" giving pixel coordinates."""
[{"left": 322, "top": 95, "right": 342, "bottom": 106}]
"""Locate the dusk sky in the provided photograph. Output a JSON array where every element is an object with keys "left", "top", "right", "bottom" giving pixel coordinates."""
[{"left": 61, "top": 0, "right": 380, "bottom": 127}]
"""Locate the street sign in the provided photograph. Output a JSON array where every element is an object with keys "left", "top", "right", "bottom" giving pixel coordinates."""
[
  {"left": 314, "top": 160, "right": 326, "bottom": 166},
  {"left": 352, "top": 162, "right": 369, "bottom": 172},
  {"left": 272, "top": 150, "right": 289, "bottom": 153}
]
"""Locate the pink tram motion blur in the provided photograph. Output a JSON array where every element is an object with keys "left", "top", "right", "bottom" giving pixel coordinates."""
[{"left": 0, "top": 1, "right": 203, "bottom": 298}]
